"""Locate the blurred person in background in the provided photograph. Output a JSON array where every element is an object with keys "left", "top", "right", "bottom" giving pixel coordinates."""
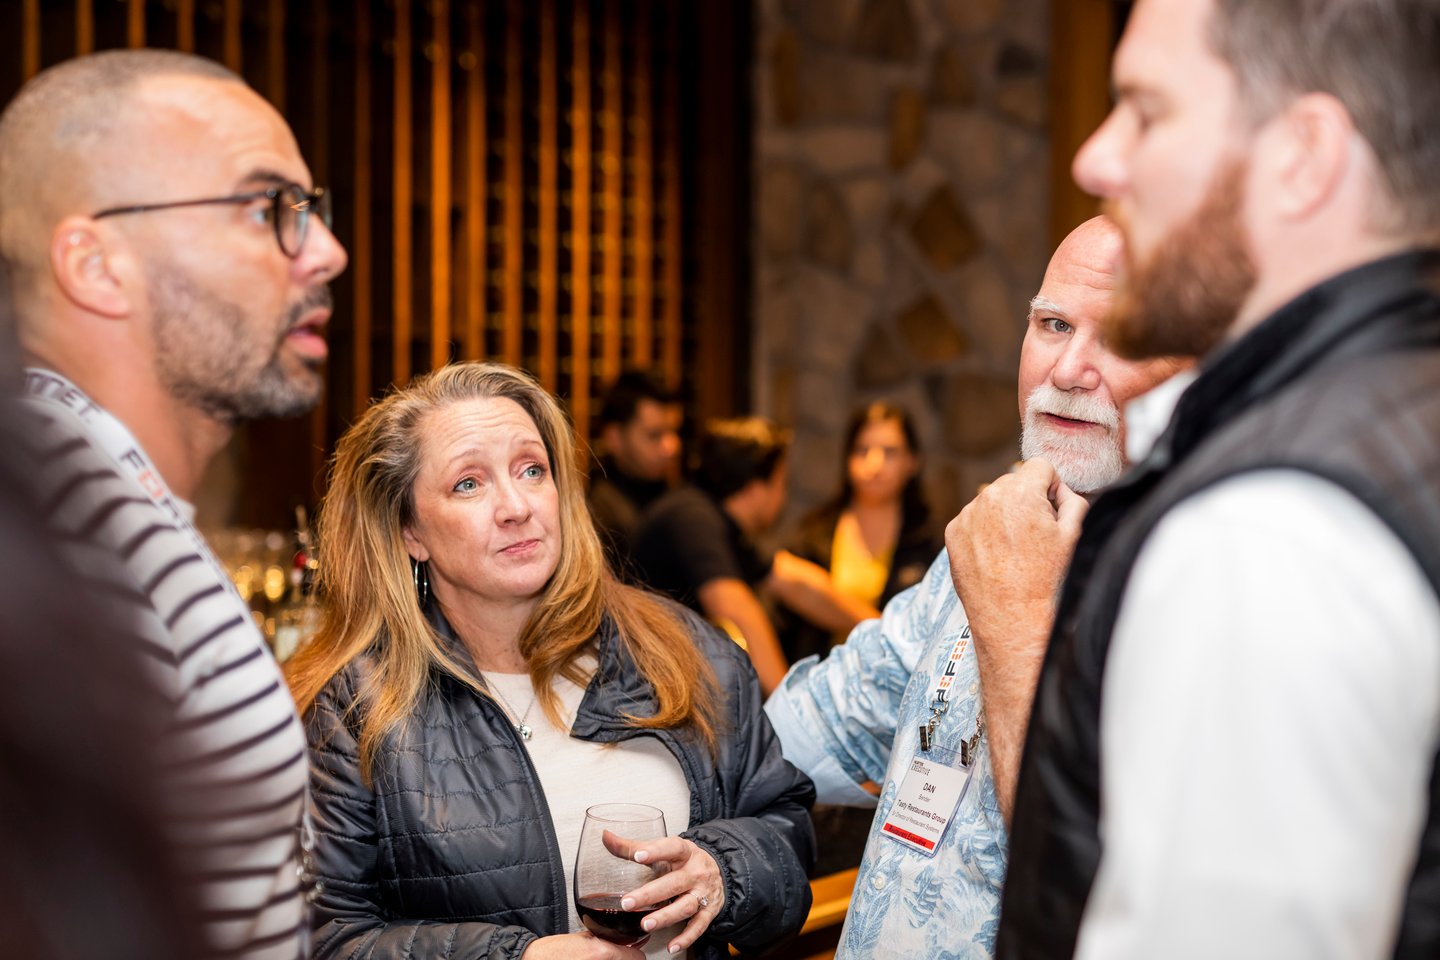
[
  {"left": 286, "top": 362, "right": 814, "bottom": 960},
  {"left": 774, "top": 402, "right": 940, "bottom": 877},
  {"left": 632, "top": 417, "right": 881, "bottom": 694},
  {"left": 588, "top": 370, "right": 683, "bottom": 574},
  {"left": 780, "top": 401, "right": 938, "bottom": 666},
  {"left": 0, "top": 48, "right": 347, "bottom": 960}
]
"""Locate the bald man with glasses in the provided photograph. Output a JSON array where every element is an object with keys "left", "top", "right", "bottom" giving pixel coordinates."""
[{"left": 0, "top": 50, "right": 347, "bottom": 960}]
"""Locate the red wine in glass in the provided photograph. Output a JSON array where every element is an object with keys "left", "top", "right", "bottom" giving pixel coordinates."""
[
  {"left": 576, "top": 893, "right": 651, "bottom": 946},
  {"left": 574, "top": 803, "right": 668, "bottom": 947}
]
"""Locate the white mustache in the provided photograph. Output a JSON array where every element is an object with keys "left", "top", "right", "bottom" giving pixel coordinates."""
[
  {"left": 1024, "top": 384, "right": 1119, "bottom": 431},
  {"left": 1020, "top": 384, "right": 1125, "bottom": 494}
]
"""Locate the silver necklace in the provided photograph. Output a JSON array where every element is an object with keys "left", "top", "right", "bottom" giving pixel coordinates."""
[{"left": 485, "top": 677, "right": 538, "bottom": 741}]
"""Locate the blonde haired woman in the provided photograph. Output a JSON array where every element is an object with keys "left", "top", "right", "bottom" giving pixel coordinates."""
[{"left": 287, "top": 362, "right": 814, "bottom": 960}]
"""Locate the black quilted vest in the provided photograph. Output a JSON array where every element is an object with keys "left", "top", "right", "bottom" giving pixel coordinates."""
[{"left": 998, "top": 250, "right": 1440, "bottom": 959}]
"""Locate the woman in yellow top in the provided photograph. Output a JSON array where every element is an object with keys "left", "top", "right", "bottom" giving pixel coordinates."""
[{"left": 780, "top": 402, "right": 938, "bottom": 665}]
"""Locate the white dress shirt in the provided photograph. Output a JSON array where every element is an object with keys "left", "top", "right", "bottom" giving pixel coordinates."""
[{"left": 1075, "top": 378, "right": 1440, "bottom": 960}]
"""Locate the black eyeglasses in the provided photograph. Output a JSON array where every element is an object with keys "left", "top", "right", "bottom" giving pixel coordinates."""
[{"left": 92, "top": 183, "right": 331, "bottom": 259}]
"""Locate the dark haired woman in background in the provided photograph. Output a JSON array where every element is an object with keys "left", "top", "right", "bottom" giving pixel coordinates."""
[
  {"left": 781, "top": 402, "right": 938, "bottom": 666},
  {"left": 779, "top": 401, "right": 939, "bottom": 874}
]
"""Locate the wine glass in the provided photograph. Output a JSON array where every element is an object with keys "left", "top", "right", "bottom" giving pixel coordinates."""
[{"left": 574, "top": 803, "right": 668, "bottom": 947}]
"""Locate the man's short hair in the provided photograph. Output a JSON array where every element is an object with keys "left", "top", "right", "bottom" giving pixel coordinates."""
[
  {"left": 0, "top": 50, "right": 245, "bottom": 286},
  {"left": 596, "top": 370, "right": 677, "bottom": 431},
  {"left": 1208, "top": 0, "right": 1440, "bottom": 240},
  {"left": 0, "top": 49, "right": 241, "bottom": 165},
  {"left": 693, "top": 417, "right": 791, "bottom": 501}
]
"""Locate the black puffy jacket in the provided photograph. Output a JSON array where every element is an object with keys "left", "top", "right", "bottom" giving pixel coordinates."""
[{"left": 305, "top": 607, "right": 817, "bottom": 959}]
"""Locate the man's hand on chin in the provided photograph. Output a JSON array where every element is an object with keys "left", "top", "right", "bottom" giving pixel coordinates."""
[
  {"left": 944, "top": 457, "right": 1088, "bottom": 820},
  {"left": 946, "top": 457, "right": 1085, "bottom": 634}
]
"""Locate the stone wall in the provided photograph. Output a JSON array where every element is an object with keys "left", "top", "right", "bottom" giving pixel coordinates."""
[{"left": 753, "top": 0, "right": 1052, "bottom": 527}]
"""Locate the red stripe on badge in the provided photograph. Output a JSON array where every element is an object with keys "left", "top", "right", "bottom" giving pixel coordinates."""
[{"left": 882, "top": 823, "right": 936, "bottom": 850}]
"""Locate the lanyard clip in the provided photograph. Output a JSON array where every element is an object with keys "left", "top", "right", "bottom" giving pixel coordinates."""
[{"left": 960, "top": 714, "right": 985, "bottom": 767}]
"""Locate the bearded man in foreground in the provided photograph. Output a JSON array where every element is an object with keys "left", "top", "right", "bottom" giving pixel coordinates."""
[{"left": 958, "top": 2, "right": 1440, "bottom": 959}]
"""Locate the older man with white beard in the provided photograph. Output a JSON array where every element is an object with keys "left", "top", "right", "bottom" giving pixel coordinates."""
[{"left": 763, "top": 216, "right": 1183, "bottom": 960}]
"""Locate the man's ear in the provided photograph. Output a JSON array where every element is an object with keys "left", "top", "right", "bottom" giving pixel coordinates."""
[
  {"left": 401, "top": 525, "right": 429, "bottom": 563},
  {"left": 1261, "top": 92, "right": 1355, "bottom": 222},
  {"left": 49, "top": 216, "right": 132, "bottom": 319}
]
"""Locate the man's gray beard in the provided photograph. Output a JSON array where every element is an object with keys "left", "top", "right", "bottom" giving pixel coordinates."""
[
  {"left": 1019, "top": 385, "right": 1124, "bottom": 494},
  {"left": 150, "top": 269, "right": 325, "bottom": 425}
]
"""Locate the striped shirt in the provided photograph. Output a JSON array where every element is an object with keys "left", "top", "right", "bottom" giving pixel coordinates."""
[{"left": 23, "top": 370, "right": 309, "bottom": 960}]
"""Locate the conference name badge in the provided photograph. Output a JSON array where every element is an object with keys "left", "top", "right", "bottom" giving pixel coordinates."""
[{"left": 880, "top": 744, "right": 973, "bottom": 857}]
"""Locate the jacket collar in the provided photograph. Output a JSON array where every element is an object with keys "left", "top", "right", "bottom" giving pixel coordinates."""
[{"left": 424, "top": 598, "right": 661, "bottom": 740}]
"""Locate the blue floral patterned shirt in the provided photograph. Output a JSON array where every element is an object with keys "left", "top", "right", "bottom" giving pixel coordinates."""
[{"left": 765, "top": 550, "right": 1008, "bottom": 959}]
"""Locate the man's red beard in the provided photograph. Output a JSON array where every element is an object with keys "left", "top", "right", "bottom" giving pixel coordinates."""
[{"left": 1105, "top": 157, "right": 1259, "bottom": 361}]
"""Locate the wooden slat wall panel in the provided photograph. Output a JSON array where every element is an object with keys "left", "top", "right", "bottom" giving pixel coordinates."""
[
  {"left": 569, "top": 0, "right": 594, "bottom": 447},
  {"left": 77, "top": 0, "right": 95, "bottom": 56},
  {"left": 631, "top": 7, "right": 654, "bottom": 369},
  {"left": 3, "top": 0, "right": 733, "bottom": 522},
  {"left": 463, "top": 2, "right": 485, "bottom": 362},
  {"left": 600, "top": 2, "right": 623, "bottom": 385},
  {"left": 1050, "top": 0, "right": 1115, "bottom": 248},
  {"left": 127, "top": 0, "right": 144, "bottom": 47},
  {"left": 223, "top": 0, "right": 241, "bottom": 71},
  {"left": 308, "top": 0, "right": 329, "bottom": 487},
  {"left": 537, "top": 0, "right": 559, "bottom": 392},
  {"left": 660, "top": 4, "right": 682, "bottom": 390},
  {"left": 352, "top": 2, "right": 375, "bottom": 417},
  {"left": 502, "top": 0, "right": 523, "bottom": 367},
  {"left": 308, "top": 2, "right": 330, "bottom": 192},
  {"left": 177, "top": 0, "right": 195, "bottom": 53},
  {"left": 393, "top": 0, "right": 414, "bottom": 384},
  {"left": 268, "top": 0, "right": 285, "bottom": 111},
  {"left": 430, "top": 0, "right": 452, "bottom": 371},
  {"left": 692, "top": 0, "right": 745, "bottom": 422},
  {"left": 22, "top": 0, "right": 39, "bottom": 81}
]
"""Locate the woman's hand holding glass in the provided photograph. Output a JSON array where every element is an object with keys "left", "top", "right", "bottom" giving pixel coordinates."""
[
  {"left": 601, "top": 832, "right": 725, "bottom": 956},
  {"left": 520, "top": 932, "right": 645, "bottom": 959}
]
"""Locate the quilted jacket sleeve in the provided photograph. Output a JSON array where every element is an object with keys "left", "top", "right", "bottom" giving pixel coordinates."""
[
  {"left": 680, "top": 624, "right": 818, "bottom": 955},
  {"left": 305, "top": 670, "right": 539, "bottom": 960}
]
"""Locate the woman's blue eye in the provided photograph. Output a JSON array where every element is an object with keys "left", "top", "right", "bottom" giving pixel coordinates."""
[
  {"left": 1045, "top": 317, "right": 1073, "bottom": 335},
  {"left": 522, "top": 464, "right": 545, "bottom": 480},
  {"left": 454, "top": 477, "right": 478, "bottom": 492}
]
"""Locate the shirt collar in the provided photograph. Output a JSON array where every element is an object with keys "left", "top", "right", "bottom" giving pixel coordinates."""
[{"left": 1124, "top": 369, "right": 1198, "bottom": 464}]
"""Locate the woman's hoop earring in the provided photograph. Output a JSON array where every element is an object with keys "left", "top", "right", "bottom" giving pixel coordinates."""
[{"left": 411, "top": 558, "right": 429, "bottom": 609}]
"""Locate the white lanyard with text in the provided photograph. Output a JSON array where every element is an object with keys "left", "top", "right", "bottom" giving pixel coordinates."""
[
  {"left": 881, "top": 623, "right": 986, "bottom": 856},
  {"left": 918, "top": 623, "right": 985, "bottom": 763},
  {"left": 23, "top": 367, "right": 244, "bottom": 603}
]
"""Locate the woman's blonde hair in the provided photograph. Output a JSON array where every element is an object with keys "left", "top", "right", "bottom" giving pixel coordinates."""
[{"left": 285, "top": 362, "right": 720, "bottom": 782}]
